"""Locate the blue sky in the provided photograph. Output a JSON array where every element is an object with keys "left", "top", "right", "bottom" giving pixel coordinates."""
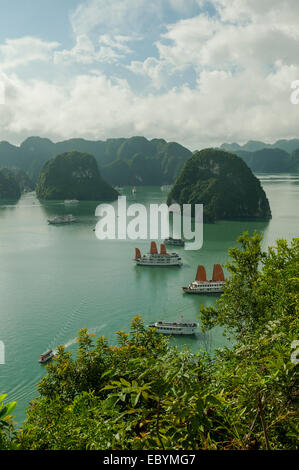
[{"left": 1, "top": 0, "right": 299, "bottom": 148}]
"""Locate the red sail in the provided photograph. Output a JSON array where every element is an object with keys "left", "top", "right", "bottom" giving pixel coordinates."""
[
  {"left": 195, "top": 265, "right": 207, "bottom": 281},
  {"left": 150, "top": 241, "right": 158, "bottom": 254},
  {"left": 160, "top": 244, "right": 167, "bottom": 254},
  {"left": 135, "top": 248, "right": 141, "bottom": 259},
  {"left": 212, "top": 264, "right": 225, "bottom": 281}
]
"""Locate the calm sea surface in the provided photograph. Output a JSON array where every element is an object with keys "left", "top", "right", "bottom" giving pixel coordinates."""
[{"left": 0, "top": 173, "right": 298, "bottom": 424}]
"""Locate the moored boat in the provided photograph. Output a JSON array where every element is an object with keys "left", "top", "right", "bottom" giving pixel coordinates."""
[
  {"left": 38, "top": 349, "right": 55, "bottom": 364},
  {"left": 182, "top": 264, "right": 225, "bottom": 294},
  {"left": 48, "top": 214, "right": 77, "bottom": 225},
  {"left": 64, "top": 199, "right": 79, "bottom": 205},
  {"left": 134, "top": 242, "right": 182, "bottom": 267},
  {"left": 164, "top": 237, "right": 185, "bottom": 247},
  {"left": 148, "top": 321, "right": 199, "bottom": 335},
  {"left": 160, "top": 185, "right": 172, "bottom": 192}
]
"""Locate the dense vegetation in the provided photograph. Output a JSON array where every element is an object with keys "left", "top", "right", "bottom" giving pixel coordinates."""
[
  {"left": 36, "top": 151, "right": 118, "bottom": 201},
  {"left": 167, "top": 149, "right": 271, "bottom": 222},
  {"left": 0, "top": 136, "right": 192, "bottom": 185},
  {"left": 0, "top": 168, "right": 21, "bottom": 200},
  {"left": 1, "top": 135, "right": 299, "bottom": 184},
  {"left": 1, "top": 168, "right": 35, "bottom": 193},
  {"left": 1, "top": 233, "right": 298, "bottom": 450}
]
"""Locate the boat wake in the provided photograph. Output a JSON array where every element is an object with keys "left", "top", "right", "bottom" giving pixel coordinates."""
[{"left": 55, "top": 323, "right": 107, "bottom": 353}]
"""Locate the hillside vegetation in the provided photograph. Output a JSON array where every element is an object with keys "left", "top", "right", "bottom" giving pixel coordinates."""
[
  {"left": 167, "top": 149, "right": 271, "bottom": 222},
  {"left": 0, "top": 136, "right": 192, "bottom": 185},
  {"left": 36, "top": 151, "right": 118, "bottom": 201},
  {"left": 1, "top": 233, "right": 298, "bottom": 450},
  {"left": 0, "top": 168, "right": 21, "bottom": 200}
]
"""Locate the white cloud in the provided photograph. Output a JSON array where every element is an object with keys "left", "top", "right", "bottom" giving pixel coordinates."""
[
  {"left": 70, "top": 0, "right": 161, "bottom": 36},
  {"left": 204, "top": 0, "right": 299, "bottom": 26},
  {"left": 127, "top": 57, "right": 175, "bottom": 89},
  {"left": 70, "top": 0, "right": 201, "bottom": 36},
  {"left": 2, "top": 0, "right": 299, "bottom": 149},
  {"left": 155, "top": 12, "right": 299, "bottom": 73},
  {"left": 1, "top": 62, "right": 299, "bottom": 150},
  {"left": 0, "top": 37, "right": 59, "bottom": 70},
  {"left": 54, "top": 34, "right": 135, "bottom": 65}
]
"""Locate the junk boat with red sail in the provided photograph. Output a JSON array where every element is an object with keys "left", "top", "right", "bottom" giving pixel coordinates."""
[
  {"left": 38, "top": 349, "right": 55, "bottom": 364},
  {"left": 134, "top": 242, "right": 182, "bottom": 267},
  {"left": 182, "top": 264, "right": 225, "bottom": 294}
]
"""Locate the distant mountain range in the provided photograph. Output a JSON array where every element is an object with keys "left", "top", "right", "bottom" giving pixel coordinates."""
[
  {"left": 220, "top": 139, "right": 299, "bottom": 154},
  {"left": 0, "top": 136, "right": 299, "bottom": 190},
  {"left": 220, "top": 140, "right": 299, "bottom": 172},
  {"left": 0, "top": 136, "right": 192, "bottom": 185}
]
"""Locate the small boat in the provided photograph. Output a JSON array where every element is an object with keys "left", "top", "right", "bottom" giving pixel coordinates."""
[
  {"left": 182, "top": 265, "right": 225, "bottom": 294},
  {"left": 132, "top": 186, "right": 137, "bottom": 195},
  {"left": 148, "top": 321, "right": 199, "bottom": 335},
  {"left": 134, "top": 242, "right": 182, "bottom": 267},
  {"left": 64, "top": 199, "right": 79, "bottom": 205},
  {"left": 48, "top": 214, "right": 77, "bottom": 225},
  {"left": 160, "top": 185, "right": 172, "bottom": 192},
  {"left": 38, "top": 349, "right": 55, "bottom": 364},
  {"left": 164, "top": 237, "right": 185, "bottom": 247}
]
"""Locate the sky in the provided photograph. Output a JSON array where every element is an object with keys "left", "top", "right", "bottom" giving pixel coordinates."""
[{"left": 1, "top": 0, "right": 299, "bottom": 150}]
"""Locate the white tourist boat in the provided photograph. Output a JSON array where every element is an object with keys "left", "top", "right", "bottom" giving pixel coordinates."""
[
  {"left": 164, "top": 237, "right": 185, "bottom": 247},
  {"left": 182, "top": 264, "right": 226, "bottom": 294},
  {"left": 64, "top": 199, "right": 79, "bottom": 205},
  {"left": 160, "top": 185, "right": 172, "bottom": 192},
  {"left": 48, "top": 214, "right": 77, "bottom": 225},
  {"left": 135, "top": 242, "right": 182, "bottom": 267},
  {"left": 148, "top": 320, "right": 199, "bottom": 335}
]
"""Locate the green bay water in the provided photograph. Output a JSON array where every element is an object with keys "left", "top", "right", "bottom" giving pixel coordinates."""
[{"left": 0, "top": 174, "right": 298, "bottom": 424}]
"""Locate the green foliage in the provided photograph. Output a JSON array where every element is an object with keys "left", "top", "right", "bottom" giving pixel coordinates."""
[
  {"left": 167, "top": 149, "right": 272, "bottom": 222},
  {"left": 0, "top": 395, "right": 17, "bottom": 450},
  {"left": 36, "top": 151, "right": 118, "bottom": 201},
  {"left": 3, "top": 233, "right": 298, "bottom": 450},
  {"left": 0, "top": 168, "right": 21, "bottom": 200},
  {"left": 200, "top": 233, "right": 299, "bottom": 450},
  {"left": 16, "top": 235, "right": 299, "bottom": 450},
  {"left": 100, "top": 138, "right": 192, "bottom": 185}
]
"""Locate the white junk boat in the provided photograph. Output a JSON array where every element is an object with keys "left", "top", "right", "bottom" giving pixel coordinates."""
[
  {"left": 48, "top": 214, "right": 77, "bottom": 225},
  {"left": 135, "top": 242, "right": 182, "bottom": 267},
  {"left": 182, "top": 265, "right": 225, "bottom": 294},
  {"left": 64, "top": 199, "right": 79, "bottom": 205},
  {"left": 164, "top": 237, "right": 185, "bottom": 247},
  {"left": 148, "top": 321, "right": 199, "bottom": 335}
]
